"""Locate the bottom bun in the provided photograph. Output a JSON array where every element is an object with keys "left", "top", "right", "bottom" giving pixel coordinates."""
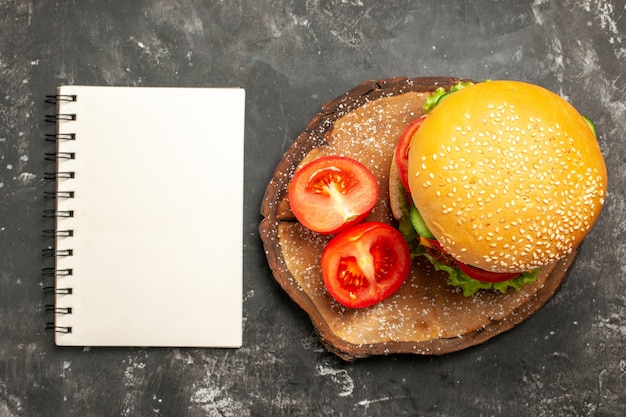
[{"left": 260, "top": 77, "right": 577, "bottom": 360}]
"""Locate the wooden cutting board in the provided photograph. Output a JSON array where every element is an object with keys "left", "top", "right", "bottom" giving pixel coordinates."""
[{"left": 259, "top": 77, "right": 576, "bottom": 361}]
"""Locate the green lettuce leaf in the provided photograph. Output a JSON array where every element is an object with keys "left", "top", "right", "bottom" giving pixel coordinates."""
[
  {"left": 398, "top": 213, "right": 425, "bottom": 259},
  {"left": 424, "top": 87, "right": 447, "bottom": 113},
  {"left": 423, "top": 80, "right": 475, "bottom": 113},
  {"left": 449, "top": 80, "right": 475, "bottom": 92},
  {"left": 395, "top": 183, "right": 425, "bottom": 258}
]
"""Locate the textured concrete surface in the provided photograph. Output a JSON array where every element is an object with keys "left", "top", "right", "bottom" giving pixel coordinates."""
[{"left": 0, "top": 1, "right": 624, "bottom": 416}]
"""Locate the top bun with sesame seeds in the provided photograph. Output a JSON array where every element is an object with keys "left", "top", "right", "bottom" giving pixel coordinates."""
[{"left": 406, "top": 80, "right": 607, "bottom": 274}]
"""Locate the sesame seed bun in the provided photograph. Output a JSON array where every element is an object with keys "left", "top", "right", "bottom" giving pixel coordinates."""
[{"left": 408, "top": 80, "right": 607, "bottom": 273}]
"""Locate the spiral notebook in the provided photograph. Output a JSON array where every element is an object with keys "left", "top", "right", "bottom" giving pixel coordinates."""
[{"left": 44, "top": 86, "right": 245, "bottom": 347}]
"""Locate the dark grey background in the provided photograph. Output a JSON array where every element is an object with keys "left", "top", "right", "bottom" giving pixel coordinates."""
[{"left": 1, "top": 1, "right": 624, "bottom": 416}]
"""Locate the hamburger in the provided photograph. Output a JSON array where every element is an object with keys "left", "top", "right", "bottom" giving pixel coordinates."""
[
  {"left": 260, "top": 77, "right": 607, "bottom": 360},
  {"left": 389, "top": 80, "right": 607, "bottom": 296}
]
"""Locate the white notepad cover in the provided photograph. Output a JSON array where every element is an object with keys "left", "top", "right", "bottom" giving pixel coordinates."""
[{"left": 53, "top": 86, "right": 244, "bottom": 347}]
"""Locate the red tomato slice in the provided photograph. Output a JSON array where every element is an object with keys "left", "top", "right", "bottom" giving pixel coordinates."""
[
  {"left": 321, "top": 222, "right": 411, "bottom": 308},
  {"left": 423, "top": 238, "right": 521, "bottom": 282},
  {"left": 395, "top": 115, "right": 426, "bottom": 192},
  {"left": 288, "top": 156, "right": 379, "bottom": 234},
  {"left": 454, "top": 261, "right": 521, "bottom": 283}
]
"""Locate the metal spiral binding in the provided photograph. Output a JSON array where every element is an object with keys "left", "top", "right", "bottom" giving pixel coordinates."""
[
  {"left": 45, "top": 305, "right": 72, "bottom": 314},
  {"left": 43, "top": 93, "right": 76, "bottom": 336},
  {"left": 42, "top": 209, "right": 74, "bottom": 218},
  {"left": 43, "top": 191, "right": 74, "bottom": 200},
  {"left": 43, "top": 286, "right": 73, "bottom": 295},
  {"left": 45, "top": 323, "right": 72, "bottom": 334},
  {"left": 45, "top": 133, "right": 75, "bottom": 142},
  {"left": 41, "top": 249, "right": 73, "bottom": 257},
  {"left": 41, "top": 267, "right": 73, "bottom": 277},
  {"left": 42, "top": 229, "right": 73, "bottom": 237},
  {"left": 43, "top": 171, "right": 74, "bottom": 180},
  {"left": 44, "top": 152, "right": 75, "bottom": 161},
  {"left": 44, "top": 94, "right": 77, "bottom": 104},
  {"left": 45, "top": 113, "right": 76, "bottom": 123}
]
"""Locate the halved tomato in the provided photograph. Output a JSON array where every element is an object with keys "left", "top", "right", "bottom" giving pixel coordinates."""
[
  {"left": 321, "top": 222, "right": 411, "bottom": 308},
  {"left": 395, "top": 115, "right": 426, "bottom": 192},
  {"left": 288, "top": 156, "right": 379, "bottom": 234}
]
